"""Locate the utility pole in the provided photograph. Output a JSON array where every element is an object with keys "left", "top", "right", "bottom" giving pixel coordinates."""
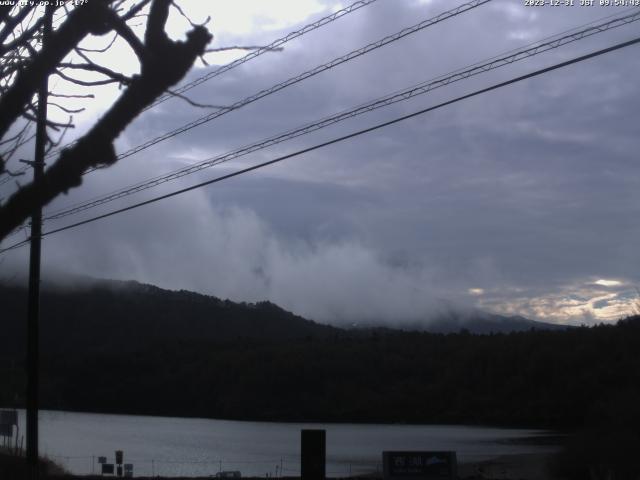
[{"left": 26, "top": 6, "right": 53, "bottom": 479}]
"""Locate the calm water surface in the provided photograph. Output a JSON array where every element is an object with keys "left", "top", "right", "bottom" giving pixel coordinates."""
[{"left": 12, "top": 410, "right": 557, "bottom": 477}]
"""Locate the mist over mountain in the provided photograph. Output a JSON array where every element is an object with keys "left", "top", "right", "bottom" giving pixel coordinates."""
[
  {"left": 1, "top": 276, "right": 638, "bottom": 429},
  {"left": 351, "top": 309, "right": 568, "bottom": 334},
  {"left": 0, "top": 276, "right": 567, "bottom": 348},
  {"left": 0, "top": 277, "right": 340, "bottom": 357}
]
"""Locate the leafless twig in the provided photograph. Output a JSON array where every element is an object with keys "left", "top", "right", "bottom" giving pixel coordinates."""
[{"left": 165, "top": 89, "right": 227, "bottom": 109}]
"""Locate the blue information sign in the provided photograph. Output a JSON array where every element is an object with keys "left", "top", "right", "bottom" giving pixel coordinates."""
[{"left": 383, "top": 451, "right": 457, "bottom": 480}]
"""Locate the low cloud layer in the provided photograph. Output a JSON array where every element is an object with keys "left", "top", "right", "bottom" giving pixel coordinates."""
[
  {"left": 3, "top": 190, "right": 470, "bottom": 325},
  {"left": 2, "top": 0, "right": 640, "bottom": 325}
]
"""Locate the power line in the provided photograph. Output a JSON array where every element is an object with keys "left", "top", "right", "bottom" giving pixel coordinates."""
[
  {"left": 42, "top": 9, "right": 640, "bottom": 222},
  {"left": 42, "top": 0, "right": 381, "bottom": 161},
  {"left": 42, "top": 0, "right": 492, "bottom": 208},
  {"left": 78, "top": 0, "right": 492, "bottom": 172},
  {"left": 0, "top": 0, "right": 383, "bottom": 230},
  {"left": 3, "top": 35, "right": 638, "bottom": 255},
  {"left": 0, "top": 164, "right": 28, "bottom": 188},
  {"left": 149, "top": 0, "right": 382, "bottom": 109},
  {"left": 11, "top": 8, "right": 639, "bottom": 211}
]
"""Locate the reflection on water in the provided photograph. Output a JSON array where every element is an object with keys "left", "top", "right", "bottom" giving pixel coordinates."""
[{"left": 12, "top": 410, "right": 557, "bottom": 477}]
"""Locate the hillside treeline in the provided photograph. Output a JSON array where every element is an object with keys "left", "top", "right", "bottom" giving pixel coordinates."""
[
  {"left": 1, "top": 288, "right": 639, "bottom": 429},
  {"left": 52, "top": 318, "right": 640, "bottom": 427}
]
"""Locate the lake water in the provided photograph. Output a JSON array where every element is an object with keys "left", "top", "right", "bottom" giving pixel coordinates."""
[{"left": 10, "top": 410, "right": 558, "bottom": 477}]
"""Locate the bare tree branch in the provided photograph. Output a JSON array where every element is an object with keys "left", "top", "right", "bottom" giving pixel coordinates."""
[
  {"left": 171, "top": 0, "right": 210, "bottom": 28},
  {"left": 55, "top": 68, "right": 124, "bottom": 87},
  {"left": 121, "top": 0, "right": 153, "bottom": 21},
  {"left": 165, "top": 89, "right": 227, "bottom": 109},
  {"left": 0, "top": 14, "right": 45, "bottom": 57},
  {"left": 0, "top": 5, "right": 38, "bottom": 45},
  {"left": 0, "top": 1, "right": 118, "bottom": 140},
  {"left": 47, "top": 101, "right": 85, "bottom": 114},
  {"left": 59, "top": 62, "right": 133, "bottom": 85},
  {"left": 102, "top": 8, "right": 146, "bottom": 61},
  {"left": 48, "top": 92, "right": 95, "bottom": 99},
  {"left": 0, "top": 164, "right": 27, "bottom": 178},
  {"left": 145, "top": 0, "right": 170, "bottom": 50},
  {"left": 20, "top": 111, "right": 64, "bottom": 131},
  {"left": 0, "top": 5, "right": 13, "bottom": 25},
  {"left": 0, "top": 0, "right": 212, "bottom": 240},
  {"left": 0, "top": 124, "right": 35, "bottom": 168},
  {"left": 45, "top": 117, "right": 74, "bottom": 154},
  {"left": 77, "top": 32, "right": 118, "bottom": 53},
  {"left": 0, "top": 121, "right": 31, "bottom": 146}
]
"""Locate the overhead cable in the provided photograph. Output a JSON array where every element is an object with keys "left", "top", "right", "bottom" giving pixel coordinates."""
[
  {"left": 43, "top": 9, "right": 640, "bottom": 221},
  {"left": 149, "top": 0, "right": 383, "bottom": 108},
  {"left": 2, "top": 34, "right": 638, "bottom": 254},
  {"left": 79, "top": 0, "right": 493, "bottom": 170},
  {"left": 42, "top": 0, "right": 381, "bottom": 160}
]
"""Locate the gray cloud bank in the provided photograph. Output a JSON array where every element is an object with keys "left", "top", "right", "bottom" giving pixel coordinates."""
[{"left": 2, "top": 0, "right": 640, "bottom": 325}]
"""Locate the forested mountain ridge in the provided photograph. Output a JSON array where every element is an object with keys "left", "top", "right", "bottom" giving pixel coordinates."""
[
  {"left": 1, "top": 279, "right": 638, "bottom": 430},
  {"left": 0, "top": 277, "right": 566, "bottom": 356},
  {"left": 0, "top": 279, "right": 340, "bottom": 357}
]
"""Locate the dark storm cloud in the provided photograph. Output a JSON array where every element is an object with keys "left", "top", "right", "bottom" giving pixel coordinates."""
[{"left": 3, "top": 0, "right": 639, "bottom": 324}]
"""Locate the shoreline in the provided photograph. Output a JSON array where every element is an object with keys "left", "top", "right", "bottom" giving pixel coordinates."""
[
  {"left": 3, "top": 451, "right": 561, "bottom": 480},
  {"left": 458, "top": 452, "right": 559, "bottom": 480}
]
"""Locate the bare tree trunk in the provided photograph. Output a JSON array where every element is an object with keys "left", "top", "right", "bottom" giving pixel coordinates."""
[{"left": 0, "top": 0, "right": 212, "bottom": 242}]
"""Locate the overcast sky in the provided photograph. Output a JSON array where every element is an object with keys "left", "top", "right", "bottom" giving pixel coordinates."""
[{"left": 2, "top": 0, "right": 640, "bottom": 326}]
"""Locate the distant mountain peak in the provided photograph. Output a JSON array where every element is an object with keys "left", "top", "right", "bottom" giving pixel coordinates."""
[
  {"left": 349, "top": 308, "right": 569, "bottom": 334},
  {"left": 3, "top": 275, "right": 569, "bottom": 343}
]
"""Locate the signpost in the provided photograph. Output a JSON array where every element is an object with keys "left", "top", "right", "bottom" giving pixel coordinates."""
[
  {"left": 0, "top": 409, "right": 17, "bottom": 449},
  {"left": 383, "top": 451, "right": 457, "bottom": 480},
  {"left": 115, "top": 449, "right": 124, "bottom": 476},
  {"left": 301, "top": 429, "right": 326, "bottom": 480},
  {"left": 97, "top": 452, "right": 129, "bottom": 477}
]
